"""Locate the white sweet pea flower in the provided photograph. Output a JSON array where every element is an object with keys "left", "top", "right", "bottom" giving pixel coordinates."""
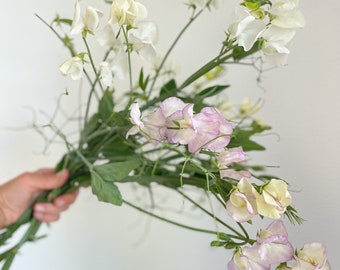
[
  {"left": 256, "top": 179, "right": 292, "bottom": 219},
  {"left": 291, "top": 243, "right": 332, "bottom": 270},
  {"left": 109, "top": 0, "right": 147, "bottom": 27},
  {"left": 99, "top": 62, "right": 113, "bottom": 87},
  {"left": 96, "top": 25, "right": 123, "bottom": 50},
  {"left": 59, "top": 56, "right": 84, "bottom": 80},
  {"left": 270, "top": 0, "right": 305, "bottom": 29},
  {"left": 70, "top": 0, "right": 103, "bottom": 35},
  {"left": 228, "top": 8, "right": 268, "bottom": 51},
  {"left": 261, "top": 26, "right": 296, "bottom": 66},
  {"left": 129, "top": 21, "right": 158, "bottom": 60}
]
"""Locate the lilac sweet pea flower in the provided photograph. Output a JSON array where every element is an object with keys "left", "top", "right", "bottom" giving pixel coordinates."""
[
  {"left": 220, "top": 169, "right": 252, "bottom": 181},
  {"left": 188, "top": 107, "right": 233, "bottom": 153}
]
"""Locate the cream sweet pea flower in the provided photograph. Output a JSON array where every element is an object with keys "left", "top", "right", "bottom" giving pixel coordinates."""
[
  {"left": 291, "top": 243, "right": 331, "bottom": 270},
  {"left": 256, "top": 179, "right": 292, "bottom": 219},
  {"left": 59, "top": 56, "right": 84, "bottom": 80},
  {"left": 226, "top": 178, "right": 258, "bottom": 222},
  {"left": 70, "top": 0, "right": 103, "bottom": 35},
  {"left": 109, "top": 0, "right": 147, "bottom": 27}
]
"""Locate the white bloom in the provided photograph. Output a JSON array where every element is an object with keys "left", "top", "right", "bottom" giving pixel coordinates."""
[
  {"left": 59, "top": 56, "right": 84, "bottom": 80},
  {"left": 270, "top": 0, "right": 305, "bottom": 29},
  {"left": 129, "top": 21, "right": 158, "bottom": 60},
  {"left": 109, "top": 0, "right": 147, "bottom": 27},
  {"left": 261, "top": 26, "right": 296, "bottom": 66},
  {"left": 96, "top": 25, "right": 123, "bottom": 50},
  {"left": 228, "top": 8, "right": 267, "bottom": 51},
  {"left": 70, "top": 0, "right": 103, "bottom": 35},
  {"left": 99, "top": 62, "right": 113, "bottom": 87}
]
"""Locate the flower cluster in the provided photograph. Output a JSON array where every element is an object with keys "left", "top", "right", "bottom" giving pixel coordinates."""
[{"left": 127, "top": 97, "right": 233, "bottom": 153}]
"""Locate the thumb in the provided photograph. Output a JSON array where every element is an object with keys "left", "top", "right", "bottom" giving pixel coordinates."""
[{"left": 30, "top": 169, "right": 69, "bottom": 191}]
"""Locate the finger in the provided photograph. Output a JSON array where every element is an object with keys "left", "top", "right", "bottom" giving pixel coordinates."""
[
  {"left": 33, "top": 211, "right": 60, "bottom": 223},
  {"left": 28, "top": 169, "right": 69, "bottom": 191},
  {"left": 54, "top": 191, "right": 79, "bottom": 211}
]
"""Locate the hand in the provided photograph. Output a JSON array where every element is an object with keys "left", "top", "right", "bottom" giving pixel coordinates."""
[{"left": 0, "top": 168, "right": 78, "bottom": 228}]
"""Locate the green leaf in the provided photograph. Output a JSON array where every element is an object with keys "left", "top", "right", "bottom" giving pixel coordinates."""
[
  {"left": 99, "top": 90, "right": 114, "bottom": 121},
  {"left": 93, "top": 160, "right": 141, "bottom": 182},
  {"left": 91, "top": 170, "right": 122, "bottom": 205},
  {"left": 197, "top": 85, "right": 229, "bottom": 99},
  {"left": 160, "top": 79, "right": 177, "bottom": 96}
]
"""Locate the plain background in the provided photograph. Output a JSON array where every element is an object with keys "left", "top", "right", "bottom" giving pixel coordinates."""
[{"left": 1, "top": 0, "right": 339, "bottom": 269}]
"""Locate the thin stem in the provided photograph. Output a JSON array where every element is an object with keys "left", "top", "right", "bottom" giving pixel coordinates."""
[
  {"left": 121, "top": 27, "right": 134, "bottom": 108},
  {"left": 147, "top": 8, "right": 205, "bottom": 97},
  {"left": 123, "top": 200, "right": 217, "bottom": 235},
  {"left": 176, "top": 190, "right": 245, "bottom": 240}
]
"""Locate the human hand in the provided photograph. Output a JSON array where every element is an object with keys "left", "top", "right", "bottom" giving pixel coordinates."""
[{"left": 0, "top": 168, "right": 78, "bottom": 228}]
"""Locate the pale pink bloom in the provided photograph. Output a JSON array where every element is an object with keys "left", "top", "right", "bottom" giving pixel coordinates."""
[
  {"left": 126, "top": 103, "right": 166, "bottom": 143},
  {"left": 256, "top": 220, "right": 294, "bottom": 264},
  {"left": 216, "top": 147, "right": 247, "bottom": 167},
  {"left": 226, "top": 178, "right": 258, "bottom": 222},
  {"left": 188, "top": 107, "right": 233, "bottom": 153},
  {"left": 256, "top": 179, "right": 292, "bottom": 219},
  {"left": 227, "top": 246, "right": 270, "bottom": 270},
  {"left": 220, "top": 169, "right": 252, "bottom": 181},
  {"left": 166, "top": 103, "right": 195, "bottom": 145},
  {"left": 291, "top": 243, "right": 332, "bottom": 270}
]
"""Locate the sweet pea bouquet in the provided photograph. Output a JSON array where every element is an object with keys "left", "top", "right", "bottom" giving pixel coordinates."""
[{"left": 0, "top": 0, "right": 332, "bottom": 269}]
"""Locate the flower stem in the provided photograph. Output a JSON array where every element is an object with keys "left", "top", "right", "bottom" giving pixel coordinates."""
[{"left": 123, "top": 200, "right": 218, "bottom": 235}]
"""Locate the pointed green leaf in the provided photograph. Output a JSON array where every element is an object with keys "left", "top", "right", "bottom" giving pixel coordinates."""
[
  {"left": 91, "top": 170, "right": 122, "bottom": 205},
  {"left": 93, "top": 160, "right": 141, "bottom": 182},
  {"left": 197, "top": 85, "right": 229, "bottom": 98},
  {"left": 99, "top": 90, "right": 114, "bottom": 121}
]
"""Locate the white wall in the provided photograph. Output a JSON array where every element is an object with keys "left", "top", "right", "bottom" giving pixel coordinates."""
[{"left": 0, "top": 0, "right": 339, "bottom": 269}]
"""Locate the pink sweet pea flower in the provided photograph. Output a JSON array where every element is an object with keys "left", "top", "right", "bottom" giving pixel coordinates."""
[
  {"left": 227, "top": 246, "right": 270, "bottom": 270},
  {"left": 216, "top": 147, "right": 247, "bottom": 167},
  {"left": 188, "top": 107, "right": 233, "bottom": 153},
  {"left": 165, "top": 103, "right": 196, "bottom": 145},
  {"left": 256, "top": 220, "right": 294, "bottom": 264},
  {"left": 220, "top": 169, "right": 252, "bottom": 181}
]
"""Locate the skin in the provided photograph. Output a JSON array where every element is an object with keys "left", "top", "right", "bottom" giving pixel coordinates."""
[{"left": 0, "top": 168, "right": 78, "bottom": 228}]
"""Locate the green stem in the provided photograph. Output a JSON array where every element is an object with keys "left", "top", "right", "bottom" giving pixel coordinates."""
[
  {"left": 176, "top": 190, "right": 246, "bottom": 240},
  {"left": 123, "top": 200, "right": 217, "bottom": 235}
]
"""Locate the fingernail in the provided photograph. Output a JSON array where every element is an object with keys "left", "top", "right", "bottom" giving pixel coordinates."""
[
  {"left": 35, "top": 204, "right": 45, "bottom": 212},
  {"left": 55, "top": 199, "right": 66, "bottom": 208}
]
